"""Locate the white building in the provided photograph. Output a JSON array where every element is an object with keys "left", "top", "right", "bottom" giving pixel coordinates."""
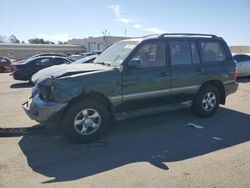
[{"left": 68, "top": 36, "right": 131, "bottom": 52}]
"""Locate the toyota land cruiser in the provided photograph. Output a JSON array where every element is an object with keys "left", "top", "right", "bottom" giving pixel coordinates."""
[{"left": 23, "top": 33, "right": 238, "bottom": 143}]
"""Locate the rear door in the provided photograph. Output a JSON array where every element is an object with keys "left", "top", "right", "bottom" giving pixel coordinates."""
[
  {"left": 122, "top": 39, "right": 171, "bottom": 111},
  {"left": 168, "top": 39, "right": 206, "bottom": 102},
  {"left": 198, "top": 39, "right": 233, "bottom": 82}
]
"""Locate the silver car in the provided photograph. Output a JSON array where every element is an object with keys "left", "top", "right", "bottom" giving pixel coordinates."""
[{"left": 233, "top": 53, "right": 250, "bottom": 77}]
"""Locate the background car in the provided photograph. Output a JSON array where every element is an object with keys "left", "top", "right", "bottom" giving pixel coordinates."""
[
  {"left": 13, "top": 53, "right": 71, "bottom": 64},
  {"left": 12, "top": 56, "right": 73, "bottom": 81},
  {"left": 71, "top": 54, "right": 98, "bottom": 64},
  {"left": 233, "top": 53, "right": 250, "bottom": 77},
  {"left": 31, "top": 54, "right": 98, "bottom": 84},
  {"left": 70, "top": 51, "right": 101, "bottom": 60},
  {"left": 0, "top": 57, "right": 13, "bottom": 73}
]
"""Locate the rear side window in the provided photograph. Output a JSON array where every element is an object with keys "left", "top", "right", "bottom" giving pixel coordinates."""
[
  {"left": 199, "top": 41, "right": 226, "bottom": 62},
  {"left": 35, "top": 58, "right": 54, "bottom": 66},
  {"left": 170, "top": 41, "right": 192, "bottom": 65},
  {"left": 55, "top": 58, "right": 69, "bottom": 64},
  {"left": 0, "top": 58, "right": 8, "bottom": 63}
]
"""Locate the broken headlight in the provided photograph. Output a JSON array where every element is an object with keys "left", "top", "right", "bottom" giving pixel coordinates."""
[{"left": 39, "top": 84, "right": 55, "bottom": 102}]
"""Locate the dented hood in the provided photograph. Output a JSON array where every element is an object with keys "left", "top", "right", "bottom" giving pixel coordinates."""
[{"left": 32, "top": 63, "right": 110, "bottom": 84}]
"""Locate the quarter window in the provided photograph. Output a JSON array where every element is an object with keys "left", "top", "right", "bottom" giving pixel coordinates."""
[
  {"left": 170, "top": 41, "right": 192, "bottom": 65},
  {"left": 199, "top": 41, "right": 226, "bottom": 62},
  {"left": 130, "top": 42, "right": 165, "bottom": 68}
]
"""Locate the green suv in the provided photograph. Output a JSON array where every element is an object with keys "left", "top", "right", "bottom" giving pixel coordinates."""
[{"left": 23, "top": 33, "right": 238, "bottom": 143}]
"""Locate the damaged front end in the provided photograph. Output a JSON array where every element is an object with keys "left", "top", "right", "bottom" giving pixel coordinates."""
[{"left": 22, "top": 78, "right": 69, "bottom": 123}]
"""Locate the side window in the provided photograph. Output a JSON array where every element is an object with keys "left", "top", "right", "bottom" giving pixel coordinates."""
[
  {"left": 235, "top": 55, "right": 250, "bottom": 62},
  {"left": 0, "top": 58, "right": 7, "bottom": 63},
  {"left": 170, "top": 41, "right": 191, "bottom": 65},
  {"left": 199, "top": 41, "right": 226, "bottom": 62},
  {"left": 191, "top": 42, "right": 200, "bottom": 64},
  {"left": 130, "top": 41, "right": 165, "bottom": 68},
  {"left": 35, "top": 58, "right": 54, "bottom": 66},
  {"left": 55, "top": 58, "right": 69, "bottom": 65}
]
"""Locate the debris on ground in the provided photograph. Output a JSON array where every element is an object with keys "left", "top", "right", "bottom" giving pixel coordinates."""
[{"left": 188, "top": 123, "right": 204, "bottom": 129}]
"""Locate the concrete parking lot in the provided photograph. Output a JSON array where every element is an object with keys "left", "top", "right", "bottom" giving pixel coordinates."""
[{"left": 0, "top": 73, "right": 249, "bottom": 188}]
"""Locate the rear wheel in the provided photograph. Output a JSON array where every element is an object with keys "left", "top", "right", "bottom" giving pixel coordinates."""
[
  {"left": 62, "top": 99, "right": 110, "bottom": 143},
  {"left": 192, "top": 84, "right": 220, "bottom": 117}
]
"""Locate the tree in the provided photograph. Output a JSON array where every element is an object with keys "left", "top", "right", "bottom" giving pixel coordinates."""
[
  {"left": 28, "top": 38, "right": 55, "bottom": 44},
  {"left": 9, "top": 34, "right": 20, "bottom": 43}
]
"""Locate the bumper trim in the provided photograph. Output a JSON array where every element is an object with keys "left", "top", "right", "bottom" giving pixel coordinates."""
[{"left": 22, "top": 95, "right": 66, "bottom": 123}]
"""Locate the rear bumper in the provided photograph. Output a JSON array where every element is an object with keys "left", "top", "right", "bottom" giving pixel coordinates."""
[
  {"left": 224, "top": 82, "right": 239, "bottom": 97},
  {"left": 22, "top": 94, "right": 67, "bottom": 123},
  {"left": 13, "top": 72, "right": 28, "bottom": 81}
]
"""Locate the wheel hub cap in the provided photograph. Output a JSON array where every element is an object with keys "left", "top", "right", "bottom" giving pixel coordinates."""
[
  {"left": 74, "top": 109, "right": 101, "bottom": 135},
  {"left": 202, "top": 92, "right": 216, "bottom": 112}
]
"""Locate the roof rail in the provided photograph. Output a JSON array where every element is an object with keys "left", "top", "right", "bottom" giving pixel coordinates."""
[
  {"left": 143, "top": 34, "right": 160, "bottom": 38},
  {"left": 159, "top": 33, "right": 217, "bottom": 38}
]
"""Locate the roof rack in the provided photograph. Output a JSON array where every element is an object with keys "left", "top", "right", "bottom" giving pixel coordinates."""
[
  {"left": 143, "top": 34, "right": 160, "bottom": 38},
  {"left": 159, "top": 33, "right": 217, "bottom": 38}
]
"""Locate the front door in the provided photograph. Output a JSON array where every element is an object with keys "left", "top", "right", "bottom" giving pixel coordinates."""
[{"left": 122, "top": 40, "right": 171, "bottom": 111}]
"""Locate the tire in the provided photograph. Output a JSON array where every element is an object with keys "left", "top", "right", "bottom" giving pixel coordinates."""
[
  {"left": 192, "top": 84, "right": 220, "bottom": 117},
  {"left": 0, "top": 67, "right": 5, "bottom": 73},
  {"left": 62, "top": 99, "right": 110, "bottom": 143}
]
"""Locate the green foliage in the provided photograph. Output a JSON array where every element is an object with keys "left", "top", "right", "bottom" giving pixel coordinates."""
[{"left": 28, "top": 38, "right": 55, "bottom": 44}]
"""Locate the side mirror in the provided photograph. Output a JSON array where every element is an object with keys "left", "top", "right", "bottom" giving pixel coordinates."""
[{"left": 127, "top": 59, "right": 141, "bottom": 69}]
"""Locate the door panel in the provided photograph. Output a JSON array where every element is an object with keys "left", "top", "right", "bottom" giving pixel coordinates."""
[
  {"left": 122, "top": 40, "right": 171, "bottom": 111},
  {"left": 169, "top": 40, "right": 206, "bottom": 102}
]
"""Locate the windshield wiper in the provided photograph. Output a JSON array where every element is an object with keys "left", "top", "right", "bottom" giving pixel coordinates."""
[{"left": 95, "top": 62, "right": 111, "bottom": 66}]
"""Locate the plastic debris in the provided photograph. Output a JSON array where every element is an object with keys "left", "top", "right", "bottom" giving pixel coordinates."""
[
  {"left": 212, "top": 137, "right": 223, "bottom": 141},
  {"left": 188, "top": 123, "right": 204, "bottom": 129}
]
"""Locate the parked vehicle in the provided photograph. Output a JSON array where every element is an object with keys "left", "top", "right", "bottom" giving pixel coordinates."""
[
  {"left": 23, "top": 33, "right": 238, "bottom": 143},
  {"left": 70, "top": 52, "right": 101, "bottom": 60},
  {"left": 13, "top": 53, "right": 70, "bottom": 64},
  {"left": 31, "top": 55, "right": 98, "bottom": 84},
  {"left": 0, "top": 57, "right": 12, "bottom": 72},
  {"left": 12, "top": 56, "right": 73, "bottom": 81},
  {"left": 233, "top": 53, "right": 250, "bottom": 77}
]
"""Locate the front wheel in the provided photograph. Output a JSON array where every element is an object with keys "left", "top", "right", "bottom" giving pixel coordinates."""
[
  {"left": 62, "top": 99, "right": 110, "bottom": 143},
  {"left": 192, "top": 84, "right": 220, "bottom": 117}
]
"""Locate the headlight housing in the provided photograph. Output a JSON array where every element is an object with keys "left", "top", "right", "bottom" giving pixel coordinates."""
[{"left": 39, "top": 84, "right": 55, "bottom": 102}]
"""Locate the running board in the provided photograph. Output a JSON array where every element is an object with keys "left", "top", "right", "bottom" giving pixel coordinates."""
[{"left": 115, "top": 100, "right": 193, "bottom": 121}]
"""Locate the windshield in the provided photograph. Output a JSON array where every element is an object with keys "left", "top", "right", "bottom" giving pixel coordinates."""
[
  {"left": 71, "top": 55, "right": 97, "bottom": 64},
  {"left": 93, "top": 40, "right": 140, "bottom": 66}
]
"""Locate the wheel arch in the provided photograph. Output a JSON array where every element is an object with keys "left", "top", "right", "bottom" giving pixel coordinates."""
[
  {"left": 198, "top": 80, "right": 225, "bottom": 104},
  {"left": 61, "top": 91, "right": 115, "bottom": 121}
]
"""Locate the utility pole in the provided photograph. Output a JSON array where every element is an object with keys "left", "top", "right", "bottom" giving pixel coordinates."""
[{"left": 102, "top": 30, "right": 110, "bottom": 48}]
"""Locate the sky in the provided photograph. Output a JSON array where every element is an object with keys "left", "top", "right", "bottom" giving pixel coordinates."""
[{"left": 0, "top": 0, "right": 250, "bottom": 45}]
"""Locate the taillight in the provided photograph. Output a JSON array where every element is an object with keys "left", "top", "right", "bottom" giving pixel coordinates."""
[{"left": 233, "top": 69, "right": 238, "bottom": 80}]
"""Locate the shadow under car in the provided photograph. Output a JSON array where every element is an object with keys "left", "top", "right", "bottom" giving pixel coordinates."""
[{"left": 18, "top": 106, "right": 250, "bottom": 183}]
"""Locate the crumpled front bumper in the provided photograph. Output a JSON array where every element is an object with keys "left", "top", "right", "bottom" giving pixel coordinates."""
[{"left": 22, "top": 94, "right": 67, "bottom": 123}]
